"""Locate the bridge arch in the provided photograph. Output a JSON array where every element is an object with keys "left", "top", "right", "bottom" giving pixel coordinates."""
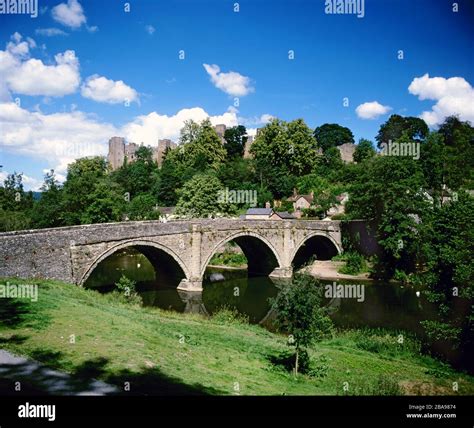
[
  {"left": 201, "top": 231, "right": 283, "bottom": 278},
  {"left": 78, "top": 239, "right": 191, "bottom": 287},
  {"left": 291, "top": 232, "right": 342, "bottom": 270}
]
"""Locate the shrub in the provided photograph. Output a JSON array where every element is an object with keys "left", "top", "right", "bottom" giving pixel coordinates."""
[
  {"left": 212, "top": 306, "right": 249, "bottom": 325},
  {"left": 114, "top": 275, "right": 142, "bottom": 305},
  {"left": 340, "top": 374, "right": 402, "bottom": 396},
  {"left": 339, "top": 252, "right": 366, "bottom": 275},
  {"left": 372, "top": 374, "right": 402, "bottom": 396},
  {"left": 209, "top": 252, "right": 247, "bottom": 267},
  {"left": 351, "top": 328, "right": 422, "bottom": 357}
]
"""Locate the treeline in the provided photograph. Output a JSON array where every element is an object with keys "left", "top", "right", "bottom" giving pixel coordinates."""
[
  {"left": 0, "top": 113, "right": 473, "bottom": 369},
  {"left": 1, "top": 115, "right": 472, "bottom": 229}
]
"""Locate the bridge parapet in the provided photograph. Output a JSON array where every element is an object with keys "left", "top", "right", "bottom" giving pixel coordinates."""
[{"left": 0, "top": 219, "right": 342, "bottom": 291}]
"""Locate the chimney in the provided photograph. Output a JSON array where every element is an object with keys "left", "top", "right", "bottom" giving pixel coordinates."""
[
  {"left": 293, "top": 188, "right": 297, "bottom": 197},
  {"left": 310, "top": 191, "right": 314, "bottom": 198},
  {"left": 265, "top": 201, "right": 271, "bottom": 209}
]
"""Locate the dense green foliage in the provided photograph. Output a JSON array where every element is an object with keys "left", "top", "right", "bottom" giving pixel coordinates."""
[
  {"left": 314, "top": 123, "right": 354, "bottom": 151},
  {"left": 337, "top": 252, "right": 368, "bottom": 275},
  {"left": 250, "top": 118, "right": 319, "bottom": 177},
  {"left": 1, "top": 114, "right": 473, "bottom": 372},
  {"left": 175, "top": 173, "right": 233, "bottom": 218},
  {"left": 353, "top": 138, "right": 376, "bottom": 163},
  {"left": 0, "top": 171, "right": 33, "bottom": 231},
  {"left": 375, "top": 114, "right": 429, "bottom": 148},
  {"left": 224, "top": 125, "right": 248, "bottom": 158}
]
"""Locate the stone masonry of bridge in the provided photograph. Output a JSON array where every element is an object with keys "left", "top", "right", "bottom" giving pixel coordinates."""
[{"left": 0, "top": 219, "right": 342, "bottom": 292}]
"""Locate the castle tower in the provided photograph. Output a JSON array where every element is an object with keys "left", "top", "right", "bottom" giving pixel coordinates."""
[
  {"left": 156, "top": 139, "right": 177, "bottom": 166},
  {"left": 244, "top": 135, "right": 254, "bottom": 158},
  {"left": 214, "top": 124, "right": 226, "bottom": 145},
  {"left": 107, "top": 137, "right": 126, "bottom": 170},
  {"left": 124, "top": 142, "right": 139, "bottom": 163}
]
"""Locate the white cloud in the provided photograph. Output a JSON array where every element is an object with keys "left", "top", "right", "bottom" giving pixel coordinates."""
[
  {"left": 22, "top": 174, "right": 43, "bottom": 191},
  {"left": 0, "top": 81, "right": 12, "bottom": 102},
  {"left": 8, "top": 51, "right": 80, "bottom": 97},
  {"left": 35, "top": 28, "right": 68, "bottom": 37},
  {"left": 203, "top": 63, "right": 254, "bottom": 96},
  {"left": 356, "top": 101, "right": 392, "bottom": 119},
  {"left": 0, "top": 103, "right": 271, "bottom": 183},
  {"left": 52, "top": 0, "right": 86, "bottom": 28},
  {"left": 246, "top": 128, "right": 258, "bottom": 137},
  {"left": 408, "top": 73, "right": 474, "bottom": 126},
  {"left": 240, "top": 113, "right": 274, "bottom": 126},
  {"left": 122, "top": 107, "right": 239, "bottom": 143},
  {"left": 0, "top": 34, "right": 80, "bottom": 97},
  {"left": 6, "top": 32, "right": 32, "bottom": 57},
  {"left": 81, "top": 75, "right": 139, "bottom": 104},
  {"left": 0, "top": 101, "right": 116, "bottom": 175},
  {"left": 145, "top": 25, "right": 156, "bottom": 35}
]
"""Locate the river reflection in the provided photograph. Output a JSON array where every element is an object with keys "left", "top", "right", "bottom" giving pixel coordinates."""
[{"left": 84, "top": 248, "right": 437, "bottom": 331}]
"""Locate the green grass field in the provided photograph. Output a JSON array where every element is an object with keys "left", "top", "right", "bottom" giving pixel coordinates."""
[{"left": 0, "top": 278, "right": 473, "bottom": 395}]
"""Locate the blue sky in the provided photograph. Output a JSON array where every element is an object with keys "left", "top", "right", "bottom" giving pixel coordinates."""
[{"left": 0, "top": 0, "right": 473, "bottom": 189}]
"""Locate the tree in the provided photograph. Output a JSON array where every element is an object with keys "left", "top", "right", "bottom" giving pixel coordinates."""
[
  {"left": 218, "top": 158, "right": 256, "bottom": 191},
  {"left": 346, "top": 155, "right": 428, "bottom": 278},
  {"left": 127, "top": 194, "right": 161, "bottom": 220},
  {"left": 297, "top": 174, "right": 344, "bottom": 218},
  {"left": 420, "top": 132, "right": 445, "bottom": 206},
  {"left": 224, "top": 125, "right": 247, "bottom": 158},
  {"left": 375, "top": 114, "right": 428, "bottom": 148},
  {"left": 416, "top": 192, "right": 474, "bottom": 369},
  {"left": 81, "top": 180, "right": 125, "bottom": 224},
  {"left": 270, "top": 274, "right": 333, "bottom": 375},
  {"left": 0, "top": 172, "right": 33, "bottom": 212},
  {"left": 261, "top": 165, "right": 298, "bottom": 200},
  {"left": 177, "top": 119, "right": 227, "bottom": 171},
  {"left": 157, "top": 155, "right": 185, "bottom": 206},
  {"left": 157, "top": 119, "right": 228, "bottom": 205},
  {"left": 113, "top": 145, "right": 160, "bottom": 199},
  {"left": 317, "top": 146, "right": 344, "bottom": 176},
  {"left": 437, "top": 116, "right": 474, "bottom": 190},
  {"left": 175, "top": 173, "right": 234, "bottom": 218},
  {"left": 353, "top": 138, "right": 376, "bottom": 163},
  {"left": 179, "top": 119, "right": 201, "bottom": 146},
  {"left": 62, "top": 157, "right": 120, "bottom": 225},
  {"left": 250, "top": 118, "right": 319, "bottom": 178},
  {"left": 30, "top": 170, "right": 64, "bottom": 228},
  {"left": 313, "top": 123, "right": 354, "bottom": 152},
  {"left": 0, "top": 172, "right": 33, "bottom": 231}
]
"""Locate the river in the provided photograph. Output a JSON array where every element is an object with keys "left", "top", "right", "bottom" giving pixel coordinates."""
[{"left": 84, "top": 248, "right": 438, "bottom": 334}]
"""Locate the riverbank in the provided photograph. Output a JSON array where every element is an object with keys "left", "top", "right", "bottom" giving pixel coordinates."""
[
  {"left": 207, "top": 264, "right": 247, "bottom": 270},
  {"left": 211, "top": 260, "right": 372, "bottom": 281},
  {"left": 303, "top": 260, "right": 372, "bottom": 281},
  {"left": 0, "top": 278, "right": 472, "bottom": 395}
]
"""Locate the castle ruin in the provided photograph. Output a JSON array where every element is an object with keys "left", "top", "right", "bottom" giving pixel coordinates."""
[
  {"left": 107, "top": 137, "right": 177, "bottom": 170},
  {"left": 107, "top": 124, "right": 256, "bottom": 170}
]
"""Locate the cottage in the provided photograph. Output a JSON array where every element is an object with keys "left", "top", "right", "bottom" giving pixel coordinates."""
[
  {"left": 287, "top": 189, "right": 314, "bottom": 218},
  {"left": 270, "top": 211, "right": 295, "bottom": 220},
  {"left": 244, "top": 208, "right": 274, "bottom": 220},
  {"left": 326, "top": 193, "right": 349, "bottom": 217}
]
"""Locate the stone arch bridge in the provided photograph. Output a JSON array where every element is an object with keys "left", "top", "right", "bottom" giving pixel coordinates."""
[{"left": 0, "top": 219, "right": 342, "bottom": 291}]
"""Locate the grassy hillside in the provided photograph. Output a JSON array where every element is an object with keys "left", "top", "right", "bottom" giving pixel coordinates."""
[{"left": 0, "top": 278, "right": 473, "bottom": 395}]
